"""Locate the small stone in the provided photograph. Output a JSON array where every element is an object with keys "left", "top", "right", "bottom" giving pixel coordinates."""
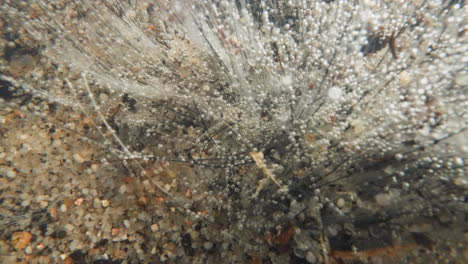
[
  {"left": 9, "top": 54, "right": 36, "bottom": 77},
  {"left": 64, "top": 223, "right": 75, "bottom": 232},
  {"left": 375, "top": 193, "right": 392, "bottom": 207},
  {"left": 137, "top": 196, "right": 148, "bottom": 206},
  {"left": 155, "top": 197, "right": 165, "bottom": 204},
  {"left": 165, "top": 242, "right": 176, "bottom": 251},
  {"left": 453, "top": 177, "right": 467, "bottom": 186},
  {"left": 63, "top": 256, "right": 74, "bottom": 264},
  {"left": 52, "top": 139, "right": 61, "bottom": 147},
  {"left": 190, "top": 230, "right": 199, "bottom": 240},
  {"left": 167, "top": 170, "right": 176, "bottom": 178},
  {"left": 39, "top": 200, "right": 49, "bottom": 208},
  {"left": 123, "top": 220, "right": 131, "bottom": 229},
  {"left": 119, "top": 185, "right": 127, "bottom": 194},
  {"left": 73, "top": 153, "right": 85, "bottom": 164},
  {"left": 93, "top": 198, "right": 101, "bottom": 209},
  {"left": 454, "top": 157, "right": 464, "bottom": 166},
  {"left": 111, "top": 228, "right": 120, "bottom": 236},
  {"left": 25, "top": 245, "right": 33, "bottom": 254},
  {"left": 305, "top": 251, "right": 316, "bottom": 263},
  {"left": 399, "top": 71, "right": 411, "bottom": 86},
  {"left": 21, "top": 199, "right": 31, "bottom": 207},
  {"left": 327, "top": 226, "right": 338, "bottom": 237},
  {"left": 336, "top": 198, "right": 345, "bottom": 208},
  {"left": 6, "top": 168, "right": 16, "bottom": 178},
  {"left": 99, "top": 93, "right": 109, "bottom": 103},
  {"left": 36, "top": 244, "right": 45, "bottom": 250},
  {"left": 203, "top": 241, "right": 213, "bottom": 250},
  {"left": 151, "top": 224, "right": 160, "bottom": 232},
  {"left": 101, "top": 200, "right": 110, "bottom": 207},
  {"left": 60, "top": 204, "right": 67, "bottom": 212},
  {"left": 12, "top": 231, "right": 33, "bottom": 250},
  {"left": 185, "top": 188, "right": 192, "bottom": 198},
  {"left": 69, "top": 239, "right": 83, "bottom": 251},
  {"left": 74, "top": 198, "right": 84, "bottom": 206},
  {"left": 293, "top": 248, "right": 305, "bottom": 258},
  {"left": 50, "top": 207, "right": 58, "bottom": 219},
  {"left": 202, "top": 83, "right": 210, "bottom": 92},
  {"left": 151, "top": 247, "right": 157, "bottom": 254},
  {"left": 63, "top": 198, "right": 74, "bottom": 208}
]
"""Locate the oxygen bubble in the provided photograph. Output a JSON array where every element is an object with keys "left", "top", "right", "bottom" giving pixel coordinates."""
[{"left": 327, "top": 86, "right": 343, "bottom": 101}]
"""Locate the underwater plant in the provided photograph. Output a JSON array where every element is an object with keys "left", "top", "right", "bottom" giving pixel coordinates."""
[{"left": 0, "top": 0, "right": 466, "bottom": 263}]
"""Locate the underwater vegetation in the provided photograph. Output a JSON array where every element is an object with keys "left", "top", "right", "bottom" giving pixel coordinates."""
[{"left": 0, "top": 0, "right": 466, "bottom": 263}]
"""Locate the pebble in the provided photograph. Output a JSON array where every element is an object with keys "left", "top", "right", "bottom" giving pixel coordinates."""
[
  {"left": 101, "top": 199, "right": 110, "bottom": 207},
  {"left": 203, "top": 241, "right": 214, "bottom": 250},
  {"left": 190, "top": 230, "right": 199, "bottom": 240},
  {"left": 293, "top": 248, "right": 305, "bottom": 258},
  {"left": 8, "top": 54, "right": 36, "bottom": 77},
  {"left": 69, "top": 240, "right": 83, "bottom": 251},
  {"left": 202, "top": 83, "right": 210, "bottom": 92},
  {"left": 63, "top": 257, "right": 75, "bottom": 264},
  {"left": 336, "top": 198, "right": 345, "bottom": 208},
  {"left": 375, "top": 193, "right": 392, "bottom": 207},
  {"left": 165, "top": 242, "right": 176, "bottom": 250},
  {"left": 6, "top": 168, "right": 16, "bottom": 178},
  {"left": 453, "top": 157, "right": 464, "bottom": 166},
  {"left": 123, "top": 219, "right": 131, "bottom": 229},
  {"left": 399, "top": 71, "right": 411, "bottom": 86},
  {"left": 119, "top": 185, "right": 127, "bottom": 194},
  {"left": 137, "top": 196, "right": 148, "bottom": 206},
  {"left": 453, "top": 177, "right": 466, "bottom": 186},
  {"left": 21, "top": 199, "right": 31, "bottom": 207},
  {"left": 111, "top": 228, "right": 120, "bottom": 236},
  {"left": 64, "top": 224, "right": 75, "bottom": 232},
  {"left": 73, "top": 153, "right": 85, "bottom": 164},
  {"left": 150, "top": 224, "right": 160, "bottom": 232},
  {"left": 327, "top": 226, "right": 338, "bottom": 237},
  {"left": 74, "top": 198, "right": 84, "bottom": 206},
  {"left": 39, "top": 200, "right": 49, "bottom": 208},
  {"left": 150, "top": 247, "right": 157, "bottom": 255},
  {"left": 305, "top": 251, "right": 316, "bottom": 263},
  {"left": 11, "top": 231, "right": 33, "bottom": 250},
  {"left": 60, "top": 204, "right": 67, "bottom": 212}
]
